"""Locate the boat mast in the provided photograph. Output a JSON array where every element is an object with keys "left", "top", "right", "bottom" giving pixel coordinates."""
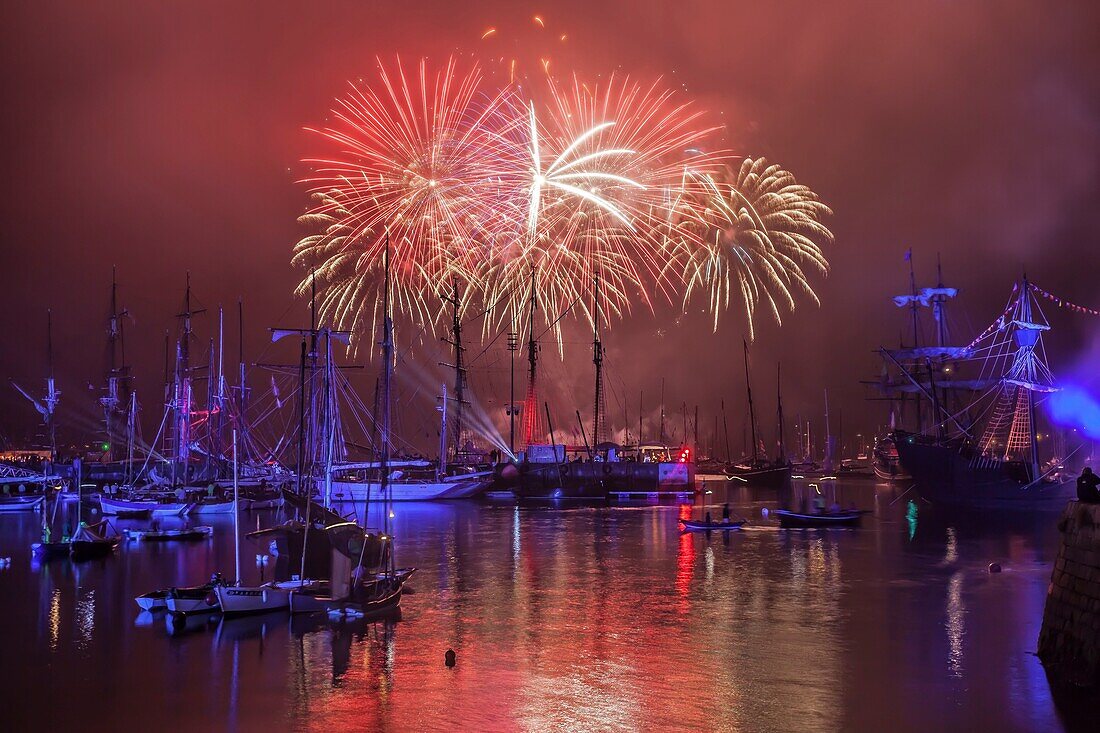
[
  {"left": 906, "top": 250, "right": 924, "bottom": 433},
  {"left": 506, "top": 329, "right": 518, "bottom": 456},
  {"left": 437, "top": 383, "right": 448, "bottom": 481},
  {"left": 1022, "top": 274, "right": 1041, "bottom": 481},
  {"left": 236, "top": 299, "right": 248, "bottom": 458},
  {"left": 45, "top": 310, "right": 59, "bottom": 461},
  {"left": 441, "top": 280, "right": 467, "bottom": 462},
  {"left": 522, "top": 265, "right": 541, "bottom": 449},
  {"left": 173, "top": 274, "right": 202, "bottom": 485},
  {"left": 659, "top": 378, "right": 666, "bottom": 445},
  {"left": 592, "top": 273, "right": 605, "bottom": 446},
  {"left": 101, "top": 267, "right": 129, "bottom": 462},
  {"left": 776, "top": 364, "right": 786, "bottom": 463},
  {"left": 381, "top": 234, "right": 394, "bottom": 575},
  {"left": 743, "top": 340, "right": 758, "bottom": 464}
]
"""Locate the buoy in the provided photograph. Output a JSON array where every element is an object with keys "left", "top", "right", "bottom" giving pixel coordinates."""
[
  {"left": 445, "top": 649, "right": 456, "bottom": 667},
  {"left": 761, "top": 507, "right": 770, "bottom": 518},
  {"left": 988, "top": 562, "right": 1002, "bottom": 573}
]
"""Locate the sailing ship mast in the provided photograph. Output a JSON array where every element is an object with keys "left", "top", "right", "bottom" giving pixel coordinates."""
[
  {"left": 776, "top": 364, "right": 786, "bottom": 463},
  {"left": 522, "top": 266, "right": 542, "bottom": 449},
  {"left": 381, "top": 235, "right": 394, "bottom": 577},
  {"left": 440, "top": 281, "right": 468, "bottom": 462},
  {"left": 100, "top": 268, "right": 130, "bottom": 462},
  {"left": 743, "top": 340, "right": 759, "bottom": 465},
  {"left": 592, "top": 273, "right": 605, "bottom": 446},
  {"left": 172, "top": 274, "right": 203, "bottom": 485}
]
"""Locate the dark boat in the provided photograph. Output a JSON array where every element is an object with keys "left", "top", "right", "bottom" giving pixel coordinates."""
[
  {"left": 32, "top": 539, "right": 73, "bottom": 561},
  {"left": 679, "top": 519, "right": 745, "bottom": 532},
  {"left": 775, "top": 509, "right": 862, "bottom": 528},
  {"left": 114, "top": 508, "right": 153, "bottom": 519},
  {"left": 69, "top": 520, "right": 121, "bottom": 561},
  {"left": 165, "top": 576, "right": 225, "bottom": 615},
  {"left": 885, "top": 277, "right": 1079, "bottom": 507},
  {"left": 726, "top": 461, "right": 792, "bottom": 488}
]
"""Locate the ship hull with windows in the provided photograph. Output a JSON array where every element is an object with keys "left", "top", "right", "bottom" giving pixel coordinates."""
[{"left": 510, "top": 444, "right": 695, "bottom": 501}]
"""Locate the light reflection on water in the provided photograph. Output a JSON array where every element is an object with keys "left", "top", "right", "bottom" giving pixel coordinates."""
[{"left": 0, "top": 481, "right": 1084, "bottom": 731}]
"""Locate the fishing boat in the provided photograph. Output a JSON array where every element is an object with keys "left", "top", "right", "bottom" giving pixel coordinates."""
[
  {"left": 774, "top": 509, "right": 862, "bottom": 528},
  {"left": 679, "top": 518, "right": 745, "bottom": 532},
  {"left": 887, "top": 276, "right": 1078, "bottom": 505},
  {"left": 0, "top": 495, "right": 45, "bottom": 512},
  {"left": 124, "top": 525, "right": 213, "bottom": 542}
]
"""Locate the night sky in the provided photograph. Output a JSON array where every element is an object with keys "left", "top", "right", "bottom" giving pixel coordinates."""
[{"left": 1, "top": 1, "right": 1098, "bottom": 454}]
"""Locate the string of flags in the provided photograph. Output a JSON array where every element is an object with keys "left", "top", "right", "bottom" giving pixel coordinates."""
[
  {"left": 1030, "top": 283, "right": 1100, "bottom": 317},
  {"left": 965, "top": 282, "right": 1018, "bottom": 349}
]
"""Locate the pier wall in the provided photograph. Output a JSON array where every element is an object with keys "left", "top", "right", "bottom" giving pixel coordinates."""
[{"left": 1038, "top": 500, "right": 1100, "bottom": 686}]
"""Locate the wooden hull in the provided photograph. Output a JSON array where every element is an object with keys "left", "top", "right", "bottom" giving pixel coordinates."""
[
  {"left": 679, "top": 519, "right": 745, "bottom": 532},
  {"left": 216, "top": 584, "right": 291, "bottom": 616},
  {"left": 895, "top": 433, "right": 1076, "bottom": 506},
  {"left": 775, "top": 510, "right": 862, "bottom": 528},
  {"left": 124, "top": 526, "right": 213, "bottom": 542},
  {"left": 70, "top": 538, "right": 119, "bottom": 561},
  {"left": 135, "top": 591, "right": 169, "bottom": 612},
  {"left": 99, "top": 497, "right": 191, "bottom": 517}
]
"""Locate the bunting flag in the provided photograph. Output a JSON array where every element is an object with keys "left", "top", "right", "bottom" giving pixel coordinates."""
[
  {"left": 1030, "top": 283, "right": 1100, "bottom": 317},
  {"left": 965, "top": 282, "right": 1018, "bottom": 349}
]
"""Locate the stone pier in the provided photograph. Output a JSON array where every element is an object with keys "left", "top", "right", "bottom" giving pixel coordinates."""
[{"left": 1038, "top": 500, "right": 1100, "bottom": 687}]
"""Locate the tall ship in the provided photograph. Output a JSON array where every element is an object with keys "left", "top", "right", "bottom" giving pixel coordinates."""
[{"left": 877, "top": 267, "right": 1077, "bottom": 505}]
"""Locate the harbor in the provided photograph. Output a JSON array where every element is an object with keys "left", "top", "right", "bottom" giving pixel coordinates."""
[
  {"left": 2, "top": 2, "right": 1100, "bottom": 732},
  {"left": 0, "top": 480, "right": 1080, "bottom": 731}
]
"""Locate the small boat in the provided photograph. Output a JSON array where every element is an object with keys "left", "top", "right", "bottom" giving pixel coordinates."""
[
  {"left": 99, "top": 496, "right": 192, "bottom": 517},
  {"left": 70, "top": 520, "right": 121, "bottom": 561},
  {"left": 188, "top": 498, "right": 236, "bottom": 515},
  {"left": 135, "top": 590, "right": 169, "bottom": 612},
  {"left": 32, "top": 539, "right": 73, "bottom": 560},
  {"left": 165, "top": 576, "right": 225, "bottom": 615},
  {"left": 124, "top": 525, "right": 213, "bottom": 542},
  {"left": 774, "top": 509, "right": 862, "bottom": 529},
  {"left": 679, "top": 519, "right": 746, "bottom": 532},
  {"left": 0, "top": 495, "right": 45, "bottom": 512},
  {"left": 215, "top": 582, "right": 291, "bottom": 616}
]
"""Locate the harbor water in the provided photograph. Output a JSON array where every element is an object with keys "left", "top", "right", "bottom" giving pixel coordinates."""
[{"left": 0, "top": 479, "right": 1087, "bottom": 732}]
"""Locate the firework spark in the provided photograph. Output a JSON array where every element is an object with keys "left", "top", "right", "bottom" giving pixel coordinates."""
[
  {"left": 292, "top": 57, "right": 832, "bottom": 353},
  {"left": 676, "top": 158, "right": 833, "bottom": 337}
]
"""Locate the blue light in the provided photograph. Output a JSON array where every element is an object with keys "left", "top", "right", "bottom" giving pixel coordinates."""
[{"left": 1048, "top": 385, "right": 1100, "bottom": 440}]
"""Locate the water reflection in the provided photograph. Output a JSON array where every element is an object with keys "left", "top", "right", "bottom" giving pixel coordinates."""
[{"left": 0, "top": 484, "right": 1084, "bottom": 731}]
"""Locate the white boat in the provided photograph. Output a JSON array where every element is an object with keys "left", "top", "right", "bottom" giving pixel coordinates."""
[
  {"left": 99, "top": 496, "right": 192, "bottom": 517},
  {"left": 0, "top": 495, "right": 45, "bottom": 512},
  {"left": 135, "top": 591, "right": 169, "bottom": 612},
  {"left": 188, "top": 498, "right": 236, "bottom": 515},
  {"left": 215, "top": 582, "right": 291, "bottom": 616},
  {"left": 327, "top": 461, "right": 494, "bottom": 502}
]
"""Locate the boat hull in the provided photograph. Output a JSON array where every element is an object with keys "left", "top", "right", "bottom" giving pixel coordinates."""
[
  {"left": 70, "top": 538, "right": 119, "bottom": 561},
  {"left": 680, "top": 520, "right": 745, "bottom": 532},
  {"left": 135, "top": 591, "right": 169, "bottom": 612},
  {"left": 895, "top": 433, "right": 1076, "bottom": 506},
  {"left": 216, "top": 584, "right": 290, "bottom": 616},
  {"left": 99, "top": 497, "right": 192, "bottom": 517},
  {"left": 188, "top": 500, "right": 236, "bottom": 515},
  {"left": 775, "top": 510, "right": 862, "bottom": 528},
  {"left": 726, "top": 463, "right": 791, "bottom": 488},
  {"left": 0, "top": 496, "right": 45, "bottom": 512},
  {"left": 513, "top": 461, "right": 695, "bottom": 501},
  {"left": 327, "top": 473, "right": 493, "bottom": 502}
]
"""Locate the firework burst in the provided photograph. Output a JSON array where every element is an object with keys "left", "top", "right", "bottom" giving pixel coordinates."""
[
  {"left": 292, "top": 56, "right": 833, "bottom": 353},
  {"left": 676, "top": 157, "right": 833, "bottom": 337}
]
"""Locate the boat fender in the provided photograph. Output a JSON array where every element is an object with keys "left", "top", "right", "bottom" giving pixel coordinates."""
[
  {"left": 204, "top": 592, "right": 217, "bottom": 606},
  {"left": 262, "top": 589, "right": 268, "bottom": 604},
  {"left": 603, "top": 465, "right": 612, "bottom": 476},
  {"left": 988, "top": 563, "right": 1002, "bottom": 574},
  {"left": 445, "top": 649, "right": 456, "bottom": 667}
]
